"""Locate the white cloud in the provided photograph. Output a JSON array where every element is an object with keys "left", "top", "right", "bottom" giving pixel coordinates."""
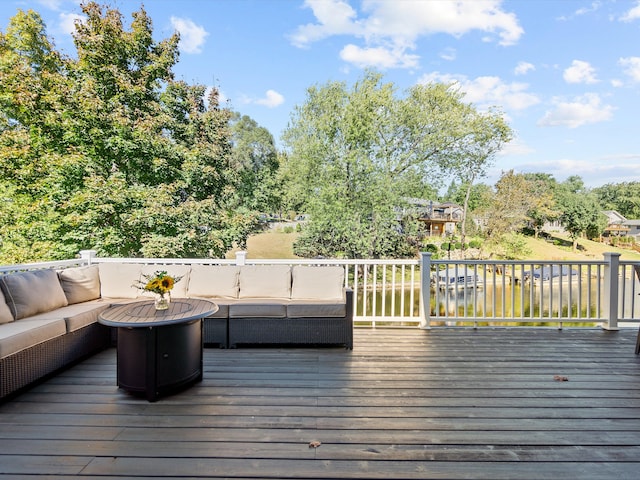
[
  {"left": 439, "top": 47, "right": 457, "bottom": 61},
  {"left": 255, "top": 90, "right": 285, "bottom": 108},
  {"left": 289, "top": 0, "right": 361, "bottom": 47},
  {"left": 418, "top": 72, "right": 540, "bottom": 111},
  {"left": 340, "top": 44, "right": 419, "bottom": 69},
  {"left": 563, "top": 60, "right": 598, "bottom": 84},
  {"left": 516, "top": 155, "right": 640, "bottom": 187},
  {"left": 537, "top": 93, "right": 614, "bottom": 128},
  {"left": 58, "top": 12, "right": 83, "bottom": 35},
  {"left": 620, "top": 1, "right": 640, "bottom": 22},
  {"left": 36, "top": 0, "right": 65, "bottom": 10},
  {"left": 514, "top": 61, "right": 534, "bottom": 75},
  {"left": 499, "top": 137, "right": 534, "bottom": 156},
  {"left": 619, "top": 56, "right": 640, "bottom": 82},
  {"left": 170, "top": 16, "right": 209, "bottom": 54},
  {"left": 290, "top": 0, "right": 523, "bottom": 69},
  {"left": 575, "top": 1, "right": 602, "bottom": 16}
]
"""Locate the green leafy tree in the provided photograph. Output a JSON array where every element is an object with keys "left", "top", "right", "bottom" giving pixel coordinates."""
[
  {"left": 485, "top": 170, "right": 536, "bottom": 239},
  {"left": 0, "top": 3, "right": 255, "bottom": 262},
  {"left": 282, "top": 70, "right": 512, "bottom": 258},
  {"left": 594, "top": 181, "right": 640, "bottom": 219},
  {"left": 556, "top": 177, "right": 606, "bottom": 250},
  {"left": 229, "top": 112, "right": 281, "bottom": 215},
  {"left": 522, "top": 173, "right": 560, "bottom": 238}
]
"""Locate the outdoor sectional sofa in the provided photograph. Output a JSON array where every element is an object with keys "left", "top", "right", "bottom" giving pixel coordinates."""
[{"left": 0, "top": 262, "right": 353, "bottom": 400}]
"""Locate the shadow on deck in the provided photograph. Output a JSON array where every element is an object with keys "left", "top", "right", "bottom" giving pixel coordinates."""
[{"left": 1, "top": 327, "right": 640, "bottom": 479}]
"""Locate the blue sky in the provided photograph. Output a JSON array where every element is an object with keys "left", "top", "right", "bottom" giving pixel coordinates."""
[{"left": 2, "top": 0, "right": 640, "bottom": 188}]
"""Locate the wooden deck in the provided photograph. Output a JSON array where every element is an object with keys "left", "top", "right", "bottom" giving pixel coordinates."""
[{"left": 1, "top": 327, "right": 640, "bottom": 479}]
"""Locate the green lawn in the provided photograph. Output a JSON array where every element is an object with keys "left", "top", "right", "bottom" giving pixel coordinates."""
[{"left": 228, "top": 228, "right": 640, "bottom": 261}]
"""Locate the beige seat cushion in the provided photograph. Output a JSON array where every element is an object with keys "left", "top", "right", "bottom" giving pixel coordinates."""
[
  {"left": 44, "top": 300, "right": 111, "bottom": 332},
  {"left": 291, "top": 266, "right": 345, "bottom": 301},
  {"left": 0, "top": 269, "right": 69, "bottom": 320},
  {"left": 58, "top": 265, "right": 101, "bottom": 304},
  {"left": 140, "top": 264, "right": 191, "bottom": 298},
  {"left": 0, "top": 289, "right": 13, "bottom": 324},
  {"left": 99, "top": 263, "right": 143, "bottom": 299},
  {"left": 287, "top": 300, "right": 346, "bottom": 318},
  {"left": 0, "top": 317, "right": 67, "bottom": 359},
  {"left": 229, "top": 299, "right": 288, "bottom": 318},
  {"left": 238, "top": 265, "right": 291, "bottom": 299},
  {"left": 188, "top": 265, "right": 240, "bottom": 299}
]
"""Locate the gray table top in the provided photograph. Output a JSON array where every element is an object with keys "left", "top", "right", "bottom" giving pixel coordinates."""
[{"left": 98, "top": 298, "right": 218, "bottom": 327}]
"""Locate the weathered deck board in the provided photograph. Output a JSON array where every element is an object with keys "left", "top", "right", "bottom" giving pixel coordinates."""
[{"left": 1, "top": 328, "right": 640, "bottom": 479}]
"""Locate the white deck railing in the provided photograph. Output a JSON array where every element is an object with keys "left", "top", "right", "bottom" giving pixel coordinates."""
[
  {"left": 420, "top": 252, "right": 640, "bottom": 330},
  {"left": 2, "top": 251, "right": 639, "bottom": 330}
]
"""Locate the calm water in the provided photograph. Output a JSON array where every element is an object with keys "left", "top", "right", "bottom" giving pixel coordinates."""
[{"left": 356, "top": 278, "right": 640, "bottom": 323}]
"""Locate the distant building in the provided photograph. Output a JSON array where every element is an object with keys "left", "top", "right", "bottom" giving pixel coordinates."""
[
  {"left": 602, "top": 210, "right": 631, "bottom": 237},
  {"left": 410, "top": 200, "right": 463, "bottom": 237},
  {"left": 623, "top": 219, "right": 640, "bottom": 239}
]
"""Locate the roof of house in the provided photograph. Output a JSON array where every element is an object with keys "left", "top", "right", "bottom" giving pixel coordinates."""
[{"left": 602, "top": 210, "right": 628, "bottom": 223}]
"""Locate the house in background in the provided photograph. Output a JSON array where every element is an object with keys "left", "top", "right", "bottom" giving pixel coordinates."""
[
  {"left": 544, "top": 210, "right": 639, "bottom": 241},
  {"left": 623, "top": 219, "right": 640, "bottom": 238},
  {"left": 602, "top": 210, "right": 631, "bottom": 238},
  {"left": 417, "top": 201, "right": 463, "bottom": 237},
  {"left": 400, "top": 199, "right": 464, "bottom": 237}
]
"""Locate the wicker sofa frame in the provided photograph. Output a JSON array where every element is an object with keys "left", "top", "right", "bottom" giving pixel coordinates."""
[
  {"left": 226, "top": 289, "right": 353, "bottom": 349},
  {"left": 0, "top": 322, "right": 111, "bottom": 400}
]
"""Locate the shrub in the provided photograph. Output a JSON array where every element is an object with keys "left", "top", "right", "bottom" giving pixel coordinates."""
[
  {"left": 469, "top": 239, "right": 482, "bottom": 249},
  {"left": 424, "top": 244, "right": 439, "bottom": 254}
]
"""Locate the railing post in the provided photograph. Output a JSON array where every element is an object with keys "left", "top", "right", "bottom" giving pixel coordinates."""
[
  {"left": 235, "top": 251, "right": 247, "bottom": 266},
  {"left": 79, "top": 250, "right": 97, "bottom": 265},
  {"left": 602, "top": 252, "right": 620, "bottom": 331},
  {"left": 419, "top": 252, "right": 432, "bottom": 330}
]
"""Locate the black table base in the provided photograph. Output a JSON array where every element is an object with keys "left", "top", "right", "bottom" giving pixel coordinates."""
[{"left": 116, "top": 319, "right": 203, "bottom": 401}]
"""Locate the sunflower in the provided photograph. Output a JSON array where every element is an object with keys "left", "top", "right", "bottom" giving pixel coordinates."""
[
  {"left": 134, "top": 270, "right": 183, "bottom": 295},
  {"left": 160, "top": 276, "right": 174, "bottom": 291}
]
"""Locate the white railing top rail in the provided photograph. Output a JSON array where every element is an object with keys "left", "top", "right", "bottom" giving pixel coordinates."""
[{"left": 0, "top": 258, "right": 87, "bottom": 275}]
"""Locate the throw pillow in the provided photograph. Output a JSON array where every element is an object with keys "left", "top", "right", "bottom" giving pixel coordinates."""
[
  {"left": 188, "top": 265, "right": 240, "bottom": 298},
  {"left": 0, "top": 269, "right": 69, "bottom": 320},
  {"left": 291, "top": 266, "right": 345, "bottom": 300},
  {"left": 58, "top": 265, "right": 101, "bottom": 304},
  {"left": 98, "top": 263, "right": 143, "bottom": 298},
  {"left": 238, "top": 265, "right": 292, "bottom": 299}
]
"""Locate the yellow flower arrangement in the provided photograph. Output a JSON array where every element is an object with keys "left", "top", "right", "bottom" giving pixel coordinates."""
[{"left": 134, "top": 270, "right": 183, "bottom": 296}]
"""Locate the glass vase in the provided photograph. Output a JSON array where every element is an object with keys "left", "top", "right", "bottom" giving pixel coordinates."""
[{"left": 154, "top": 293, "right": 170, "bottom": 310}]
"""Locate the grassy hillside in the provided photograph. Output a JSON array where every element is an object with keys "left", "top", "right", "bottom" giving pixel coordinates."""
[
  {"left": 229, "top": 228, "right": 640, "bottom": 261},
  {"left": 523, "top": 234, "right": 640, "bottom": 261},
  {"left": 227, "top": 230, "right": 301, "bottom": 260}
]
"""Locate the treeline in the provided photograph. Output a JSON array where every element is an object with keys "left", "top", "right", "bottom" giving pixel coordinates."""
[
  {"left": 0, "top": 3, "right": 636, "bottom": 263},
  {"left": 443, "top": 173, "right": 639, "bottom": 257}
]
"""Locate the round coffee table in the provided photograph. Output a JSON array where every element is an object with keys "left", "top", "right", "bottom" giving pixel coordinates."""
[{"left": 99, "top": 298, "right": 217, "bottom": 401}]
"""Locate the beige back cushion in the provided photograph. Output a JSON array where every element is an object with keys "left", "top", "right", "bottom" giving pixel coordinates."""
[
  {"left": 99, "top": 263, "right": 143, "bottom": 298},
  {"left": 188, "top": 265, "right": 240, "bottom": 298},
  {"left": 238, "top": 265, "right": 292, "bottom": 299},
  {"left": 58, "top": 265, "right": 101, "bottom": 304},
  {"left": 0, "top": 269, "right": 69, "bottom": 320},
  {"left": 0, "top": 288, "right": 14, "bottom": 324},
  {"left": 291, "top": 266, "right": 345, "bottom": 301},
  {"left": 140, "top": 264, "right": 191, "bottom": 298}
]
